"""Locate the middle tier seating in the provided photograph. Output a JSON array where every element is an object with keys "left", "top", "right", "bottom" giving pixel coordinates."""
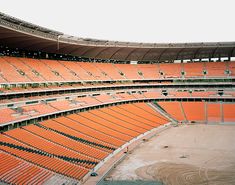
[{"left": 1, "top": 89, "right": 234, "bottom": 125}]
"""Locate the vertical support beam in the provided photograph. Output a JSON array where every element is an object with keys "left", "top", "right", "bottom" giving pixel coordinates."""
[
  {"left": 180, "top": 102, "right": 187, "bottom": 123},
  {"left": 224, "top": 59, "right": 230, "bottom": 77},
  {"left": 205, "top": 101, "right": 208, "bottom": 124},
  {"left": 221, "top": 102, "right": 224, "bottom": 123},
  {"left": 57, "top": 35, "right": 61, "bottom": 51},
  {"left": 203, "top": 61, "right": 207, "bottom": 78}
]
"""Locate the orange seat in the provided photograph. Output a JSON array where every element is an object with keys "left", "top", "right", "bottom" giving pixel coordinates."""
[
  {"left": 207, "top": 103, "right": 221, "bottom": 122},
  {"left": 181, "top": 102, "right": 206, "bottom": 121},
  {"left": 223, "top": 104, "right": 235, "bottom": 122},
  {"left": 158, "top": 102, "right": 185, "bottom": 121}
]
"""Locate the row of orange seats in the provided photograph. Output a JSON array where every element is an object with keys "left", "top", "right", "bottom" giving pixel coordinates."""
[
  {"left": 39, "top": 102, "right": 169, "bottom": 152},
  {"left": 23, "top": 124, "right": 108, "bottom": 160},
  {"left": 0, "top": 151, "right": 55, "bottom": 185},
  {"left": 39, "top": 103, "right": 168, "bottom": 148},
  {"left": 5, "top": 128, "right": 97, "bottom": 169},
  {"left": 0, "top": 134, "right": 88, "bottom": 180},
  {"left": 0, "top": 56, "right": 234, "bottom": 83},
  {"left": 0, "top": 102, "right": 169, "bottom": 182},
  {"left": 1, "top": 88, "right": 230, "bottom": 107},
  {"left": 158, "top": 102, "right": 235, "bottom": 122},
  {"left": 40, "top": 119, "right": 117, "bottom": 152},
  {"left": 0, "top": 90, "right": 228, "bottom": 125}
]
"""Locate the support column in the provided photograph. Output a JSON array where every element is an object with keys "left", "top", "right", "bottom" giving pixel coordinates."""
[
  {"left": 205, "top": 101, "right": 208, "bottom": 124},
  {"left": 221, "top": 102, "right": 224, "bottom": 123},
  {"left": 180, "top": 102, "right": 187, "bottom": 123}
]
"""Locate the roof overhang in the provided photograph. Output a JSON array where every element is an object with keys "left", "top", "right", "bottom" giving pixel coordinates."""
[{"left": 1, "top": 12, "right": 235, "bottom": 62}]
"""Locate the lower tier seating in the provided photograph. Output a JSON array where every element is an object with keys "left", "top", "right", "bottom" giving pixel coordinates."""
[
  {"left": 0, "top": 102, "right": 168, "bottom": 183},
  {"left": 156, "top": 102, "right": 235, "bottom": 123},
  {"left": 0, "top": 151, "right": 56, "bottom": 185}
]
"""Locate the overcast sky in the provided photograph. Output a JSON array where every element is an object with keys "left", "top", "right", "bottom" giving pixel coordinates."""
[{"left": 1, "top": 0, "right": 235, "bottom": 43}]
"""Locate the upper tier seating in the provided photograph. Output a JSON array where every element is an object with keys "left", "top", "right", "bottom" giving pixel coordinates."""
[
  {"left": 183, "top": 62, "right": 205, "bottom": 78},
  {"left": 0, "top": 56, "right": 234, "bottom": 84},
  {"left": 115, "top": 64, "right": 143, "bottom": 79},
  {"left": 205, "top": 62, "right": 227, "bottom": 77},
  {"left": 22, "top": 58, "right": 64, "bottom": 82},
  {"left": 94, "top": 63, "right": 126, "bottom": 80},
  {"left": 228, "top": 62, "right": 235, "bottom": 76},
  {"left": 136, "top": 64, "right": 160, "bottom": 79},
  {"left": 42, "top": 59, "right": 78, "bottom": 81},
  {"left": 0, "top": 57, "right": 31, "bottom": 83},
  {"left": 78, "top": 62, "right": 111, "bottom": 81},
  {"left": 159, "top": 63, "right": 182, "bottom": 78}
]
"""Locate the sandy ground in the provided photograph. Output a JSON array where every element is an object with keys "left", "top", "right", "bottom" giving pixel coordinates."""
[{"left": 108, "top": 124, "right": 235, "bottom": 185}]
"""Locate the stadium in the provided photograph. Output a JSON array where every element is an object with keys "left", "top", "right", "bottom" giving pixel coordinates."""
[{"left": 0, "top": 3, "right": 235, "bottom": 185}]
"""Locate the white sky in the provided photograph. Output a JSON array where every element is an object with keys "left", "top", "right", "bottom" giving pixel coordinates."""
[{"left": 1, "top": 0, "right": 235, "bottom": 43}]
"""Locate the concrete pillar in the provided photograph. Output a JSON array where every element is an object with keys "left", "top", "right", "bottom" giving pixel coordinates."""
[
  {"left": 205, "top": 101, "right": 208, "bottom": 124},
  {"left": 221, "top": 102, "right": 224, "bottom": 123}
]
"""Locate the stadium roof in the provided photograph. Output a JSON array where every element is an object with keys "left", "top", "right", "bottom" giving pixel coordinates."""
[{"left": 0, "top": 12, "right": 235, "bottom": 62}]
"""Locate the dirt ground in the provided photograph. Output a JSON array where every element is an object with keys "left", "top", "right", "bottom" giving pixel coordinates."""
[{"left": 108, "top": 124, "right": 235, "bottom": 185}]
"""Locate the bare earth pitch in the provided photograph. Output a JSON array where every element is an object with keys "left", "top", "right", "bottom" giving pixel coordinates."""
[{"left": 108, "top": 124, "right": 235, "bottom": 185}]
